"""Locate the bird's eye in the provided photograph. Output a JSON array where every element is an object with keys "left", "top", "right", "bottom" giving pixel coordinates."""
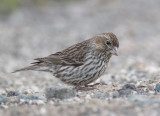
[{"left": 106, "top": 41, "right": 111, "bottom": 45}]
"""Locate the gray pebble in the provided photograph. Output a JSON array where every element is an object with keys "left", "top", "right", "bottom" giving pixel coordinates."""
[
  {"left": 122, "top": 84, "right": 137, "bottom": 91},
  {"left": 18, "top": 94, "right": 27, "bottom": 100},
  {"left": 18, "top": 93, "right": 46, "bottom": 102},
  {"left": 27, "top": 93, "right": 46, "bottom": 101},
  {"left": 45, "top": 87, "right": 76, "bottom": 99},
  {"left": 0, "top": 95, "right": 8, "bottom": 103},
  {"left": 112, "top": 91, "right": 120, "bottom": 98},
  {"left": 155, "top": 82, "right": 160, "bottom": 92},
  {"left": 118, "top": 89, "right": 132, "bottom": 96},
  {"left": 112, "top": 84, "right": 137, "bottom": 98},
  {"left": 7, "top": 91, "right": 19, "bottom": 97}
]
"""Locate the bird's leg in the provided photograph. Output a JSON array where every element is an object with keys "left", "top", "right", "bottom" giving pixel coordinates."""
[{"left": 85, "top": 83, "right": 100, "bottom": 87}]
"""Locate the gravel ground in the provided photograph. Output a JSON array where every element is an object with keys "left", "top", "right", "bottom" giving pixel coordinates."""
[{"left": 0, "top": 0, "right": 160, "bottom": 116}]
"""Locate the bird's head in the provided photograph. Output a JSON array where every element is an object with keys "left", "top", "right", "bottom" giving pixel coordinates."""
[{"left": 94, "top": 32, "right": 119, "bottom": 56}]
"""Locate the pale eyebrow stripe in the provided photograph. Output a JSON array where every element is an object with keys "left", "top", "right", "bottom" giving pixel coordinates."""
[
  {"left": 103, "top": 34, "right": 110, "bottom": 40},
  {"left": 97, "top": 34, "right": 110, "bottom": 40}
]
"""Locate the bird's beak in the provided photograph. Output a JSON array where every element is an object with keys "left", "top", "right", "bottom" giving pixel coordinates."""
[{"left": 110, "top": 47, "right": 118, "bottom": 56}]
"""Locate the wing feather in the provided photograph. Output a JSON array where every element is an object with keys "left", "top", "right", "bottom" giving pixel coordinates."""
[{"left": 32, "top": 39, "right": 91, "bottom": 66}]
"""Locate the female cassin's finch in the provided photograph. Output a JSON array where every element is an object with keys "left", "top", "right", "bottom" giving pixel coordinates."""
[{"left": 13, "top": 32, "right": 119, "bottom": 89}]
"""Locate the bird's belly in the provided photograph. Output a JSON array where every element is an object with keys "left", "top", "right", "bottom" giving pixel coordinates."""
[
  {"left": 53, "top": 60, "right": 108, "bottom": 86},
  {"left": 78, "top": 60, "right": 108, "bottom": 85}
]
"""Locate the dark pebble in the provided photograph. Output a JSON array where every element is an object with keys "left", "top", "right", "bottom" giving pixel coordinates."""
[
  {"left": 7, "top": 91, "right": 19, "bottom": 97},
  {"left": 122, "top": 84, "right": 137, "bottom": 91},
  {"left": 117, "top": 89, "right": 132, "bottom": 96},
  {"left": 113, "top": 84, "right": 137, "bottom": 98},
  {"left": 155, "top": 83, "right": 160, "bottom": 92},
  {"left": 112, "top": 91, "right": 120, "bottom": 98}
]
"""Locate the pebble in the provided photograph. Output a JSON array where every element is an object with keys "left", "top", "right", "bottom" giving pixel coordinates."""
[
  {"left": 7, "top": 90, "right": 19, "bottom": 97},
  {"left": 117, "top": 89, "right": 132, "bottom": 96},
  {"left": 18, "top": 94, "right": 27, "bottom": 100},
  {"left": 136, "top": 81, "right": 147, "bottom": 88},
  {"left": 112, "top": 91, "right": 120, "bottom": 98},
  {"left": 154, "top": 82, "right": 160, "bottom": 92},
  {"left": 45, "top": 87, "right": 76, "bottom": 99},
  {"left": 85, "top": 94, "right": 91, "bottom": 100},
  {"left": 122, "top": 84, "right": 137, "bottom": 91},
  {"left": 23, "top": 89, "right": 33, "bottom": 95},
  {"left": 0, "top": 95, "right": 9, "bottom": 103},
  {"left": 112, "top": 84, "right": 137, "bottom": 98}
]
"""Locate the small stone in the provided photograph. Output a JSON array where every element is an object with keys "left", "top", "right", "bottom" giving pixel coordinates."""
[
  {"left": 73, "top": 97, "right": 81, "bottom": 102},
  {"left": 112, "top": 91, "right": 120, "bottom": 98},
  {"left": 7, "top": 90, "right": 19, "bottom": 97},
  {"left": 148, "top": 84, "right": 155, "bottom": 91},
  {"left": 33, "top": 100, "right": 45, "bottom": 105},
  {"left": 136, "top": 81, "right": 147, "bottom": 88},
  {"left": 18, "top": 94, "right": 27, "bottom": 100},
  {"left": 45, "top": 87, "right": 76, "bottom": 99},
  {"left": 85, "top": 94, "right": 91, "bottom": 100},
  {"left": 122, "top": 84, "right": 137, "bottom": 91},
  {"left": 0, "top": 95, "right": 8, "bottom": 103},
  {"left": 118, "top": 89, "right": 132, "bottom": 96},
  {"left": 23, "top": 89, "right": 32, "bottom": 95},
  {"left": 5, "top": 88, "right": 11, "bottom": 93},
  {"left": 112, "top": 84, "right": 137, "bottom": 97},
  {"left": 27, "top": 93, "right": 46, "bottom": 101},
  {"left": 155, "top": 82, "right": 160, "bottom": 92}
]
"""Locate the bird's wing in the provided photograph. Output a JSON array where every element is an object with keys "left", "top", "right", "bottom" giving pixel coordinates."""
[{"left": 32, "top": 40, "right": 90, "bottom": 66}]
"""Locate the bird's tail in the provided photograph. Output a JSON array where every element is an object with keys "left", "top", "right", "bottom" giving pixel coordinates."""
[{"left": 12, "top": 64, "right": 51, "bottom": 73}]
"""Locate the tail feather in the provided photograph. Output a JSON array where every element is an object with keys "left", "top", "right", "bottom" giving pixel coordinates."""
[
  {"left": 12, "top": 65, "right": 40, "bottom": 73},
  {"left": 12, "top": 64, "right": 52, "bottom": 73}
]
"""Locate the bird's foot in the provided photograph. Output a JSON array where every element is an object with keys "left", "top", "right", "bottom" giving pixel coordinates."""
[
  {"left": 85, "top": 83, "right": 101, "bottom": 87},
  {"left": 74, "top": 83, "right": 101, "bottom": 91}
]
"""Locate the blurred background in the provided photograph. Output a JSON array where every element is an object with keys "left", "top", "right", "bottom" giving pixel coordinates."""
[{"left": 0, "top": 0, "right": 160, "bottom": 115}]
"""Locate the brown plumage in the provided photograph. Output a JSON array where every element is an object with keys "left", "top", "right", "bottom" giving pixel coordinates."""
[{"left": 13, "top": 32, "right": 119, "bottom": 88}]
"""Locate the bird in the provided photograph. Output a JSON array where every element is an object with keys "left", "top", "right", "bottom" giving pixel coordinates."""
[{"left": 13, "top": 32, "right": 119, "bottom": 89}]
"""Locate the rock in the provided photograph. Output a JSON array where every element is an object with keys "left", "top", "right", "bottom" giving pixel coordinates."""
[
  {"left": 27, "top": 93, "right": 46, "bottom": 101},
  {"left": 23, "top": 89, "right": 33, "bottom": 95},
  {"left": 27, "top": 95, "right": 39, "bottom": 100},
  {"left": 136, "top": 81, "right": 147, "bottom": 88},
  {"left": 112, "top": 91, "right": 120, "bottom": 98},
  {"left": 7, "top": 90, "right": 19, "bottom": 97},
  {"left": 122, "top": 84, "right": 137, "bottom": 91},
  {"left": 18, "top": 93, "right": 46, "bottom": 103},
  {"left": 85, "top": 94, "right": 92, "bottom": 100},
  {"left": 45, "top": 87, "right": 76, "bottom": 99},
  {"left": 112, "top": 84, "right": 137, "bottom": 98},
  {"left": 0, "top": 95, "right": 8, "bottom": 103},
  {"left": 32, "top": 100, "right": 45, "bottom": 105},
  {"left": 117, "top": 89, "right": 132, "bottom": 96},
  {"left": 18, "top": 94, "right": 27, "bottom": 100},
  {"left": 154, "top": 82, "right": 160, "bottom": 92}
]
